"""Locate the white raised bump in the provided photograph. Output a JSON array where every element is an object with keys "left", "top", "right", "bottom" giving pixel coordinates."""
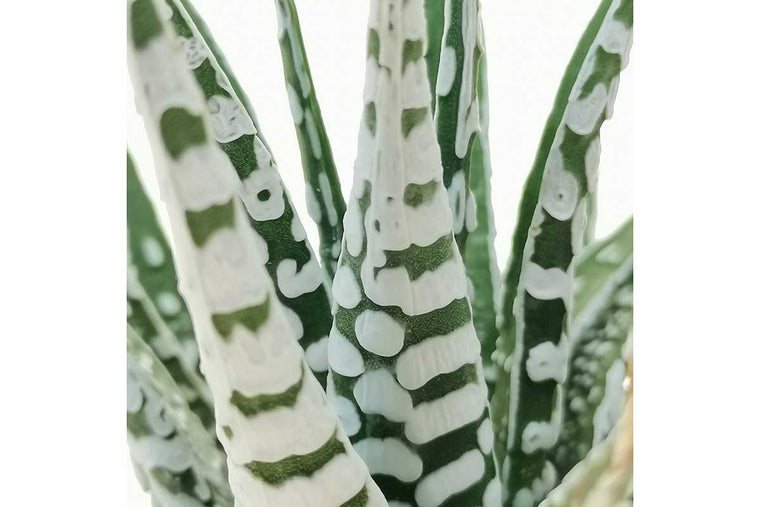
[
  {"left": 355, "top": 310, "right": 405, "bottom": 357},
  {"left": 328, "top": 328, "right": 365, "bottom": 377},
  {"left": 353, "top": 369, "right": 412, "bottom": 422},
  {"left": 414, "top": 449, "right": 484, "bottom": 507}
]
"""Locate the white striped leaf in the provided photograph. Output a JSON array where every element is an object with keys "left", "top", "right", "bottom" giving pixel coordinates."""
[
  {"left": 127, "top": 1, "right": 386, "bottom": 504},
  {"left": 434, "top": 0, "right": 484, "bottom": 257},
  {"left": 161, "top": 0, "right": 333, "bottom": 387},
  {"left": 327, "top": 1, "right": 499, "bottom": 505},
  {"left": 490, "top": 0, "right": 633, "bottom": 504},
  {"left": 463, "top": 52, "right": 501, "bottom": 392}
]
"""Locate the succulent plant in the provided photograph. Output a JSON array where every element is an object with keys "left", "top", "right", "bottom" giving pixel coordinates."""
[{"left": 126, "top": 0, "right": 633, "bottom": 505}]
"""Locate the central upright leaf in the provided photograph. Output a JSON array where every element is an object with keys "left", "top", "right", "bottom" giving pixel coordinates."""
[{"left": 326, "top": 1, "right": 499, "bottom": 505}]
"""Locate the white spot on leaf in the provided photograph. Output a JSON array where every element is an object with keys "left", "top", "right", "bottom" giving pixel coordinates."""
[
  {"left": 305, "top": 184, "right": 322, "bottom": 223},
  {"left": 141, "top": 237, "right": 165, "bottom": 267},
  {"left": 584, "top": 137, "right": 601, "bottom": 192},
  {"left": 539, "top": 158, "right": 579, "bottom": 221},
  {"left": 482, "top": 478, "right": 501, "bottom": 507},
  {"left": 522, "top": 263, "right": 573, "bottom": 308},
  {"left": 526, "top": 335, "right": 568, "bottom": 383},
  {"left": 179, "top": 36, "right": 208, "bottom": 69},
  {"left": 305, "top": 337, "right": 329, "bottom": 372},
  {"left": 207, "top": 95, "right": 255, "bottom": 143},
  {"left": 332, "top": 265, "right": 362, "bottom": 309},
  {"left": 353, "top": 369, "right": 412, "bottom": 422},
  {"left": 305, "top": 110, "right": 322, "bottom": 160},
  {"left": 344, "top": 197, "right": 364, "bottom": 257},
  {"left": 286, "top": 83, "right": 303, "bottom": 125},
  {"left": 414, "top": 449, "right": 484, "bottom": 507},
  {"left": 276, "top": 257, "right": 323, "bottom": 298},
  {"left": 436, "top": 46, "right": 456, "bottom": 97},
  {"left": 241, "top": 165, "right": 285, "bottom": 221},
  {"left": 354, "top": 438, "right": 423, "bottom": 482},
  {"left": 355, "top": 310, "right": 405, "bottom": 357},
  {"left": 521, "top": 420, "right": 559, "bottom": 454},
  {"left": 156, "top": 292, "right": 181, "bottom": 316},
  {"left": 477, "top": 418, "right": 494, "bottom": 454}
]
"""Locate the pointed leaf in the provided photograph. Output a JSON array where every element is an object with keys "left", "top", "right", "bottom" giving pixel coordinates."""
[
  {"left": 274, "top": 0, "right": 346, "bottom": 279},
  {"left": 434, "top": 0, "right": 484, "bottom": 257},
  {"left": 464, "top": 53, "right": 500, "bottom": 391},
  {"left": 127, "top": 1, "right": 386, "bottom": 503},
  {"left": 490, "top": 0, "right": 633, "bottom": 503},
  {"left": 327, "top": 1, "right": 499, "bottom": 504},
  {"left": 163, "top": 0, "right": 333, "bottom": 387}
]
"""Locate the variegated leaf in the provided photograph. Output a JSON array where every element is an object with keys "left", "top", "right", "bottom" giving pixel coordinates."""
[
  {"left": 463, "top": 52, "right": 500, "bottom": 391},
  {"left": 127, "top": 323, "right": 233, "bottom": 507},
  {"left": 127, "top": 1, "right": 386, "bottom": 504},
  {"left": 434, "top": 0, "right": 484, "bottom": 257},
  {"left": 327, "top": 1, "right": 499, "bottom": 505},
  {"left": 491, "top": 1, "right": 633, "bottom": 504},
  {"left": 162, "top": 0, "right": 333, "bottom": 387},
  {"left": 127, "top": 151, "right": 215, "bottom": 431}
]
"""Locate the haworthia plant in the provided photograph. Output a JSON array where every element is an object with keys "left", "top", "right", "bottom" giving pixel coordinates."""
[
  {"left": 541, "top": 358, "right": 632, "bottom": 507},
  {"left": 274, "top": 0, "right": 346, "bottom": 279},
  {"left": 127, "top": 0, "right": 386, "bottom": 504},
  {"left": 163, "top": 0, "right": 333, "bottom": 387},
  {"left": 127, "top": 323, "right": 233, "bottom": 507},
  {"left": 127, "top": 152, "right": 215, "bottom": 430},
  {"left": 326, "top": 1, "right": 499, "bottom": 505},
  {"left": 491, "top": 0, "right": 633, "bottom": 505},
  {"left": 464, "top": 54, "right": 500, "bottom": 390},
  {"left": 434, "top": 0, "right": 483, "bottom": 257},
  {"left": 127, "top": 0, "right": 635, "bottom": 504},
  {"left": 553, "top": 227, "right": 632, "bottom": 476}
]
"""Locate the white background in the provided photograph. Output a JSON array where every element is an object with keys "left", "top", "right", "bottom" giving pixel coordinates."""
[
  {"left": 2, "top": 1, "right": 759, "bottom": 506},
  {"left": 126, "top": 0, "right": 632, "bottom": 504}
]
